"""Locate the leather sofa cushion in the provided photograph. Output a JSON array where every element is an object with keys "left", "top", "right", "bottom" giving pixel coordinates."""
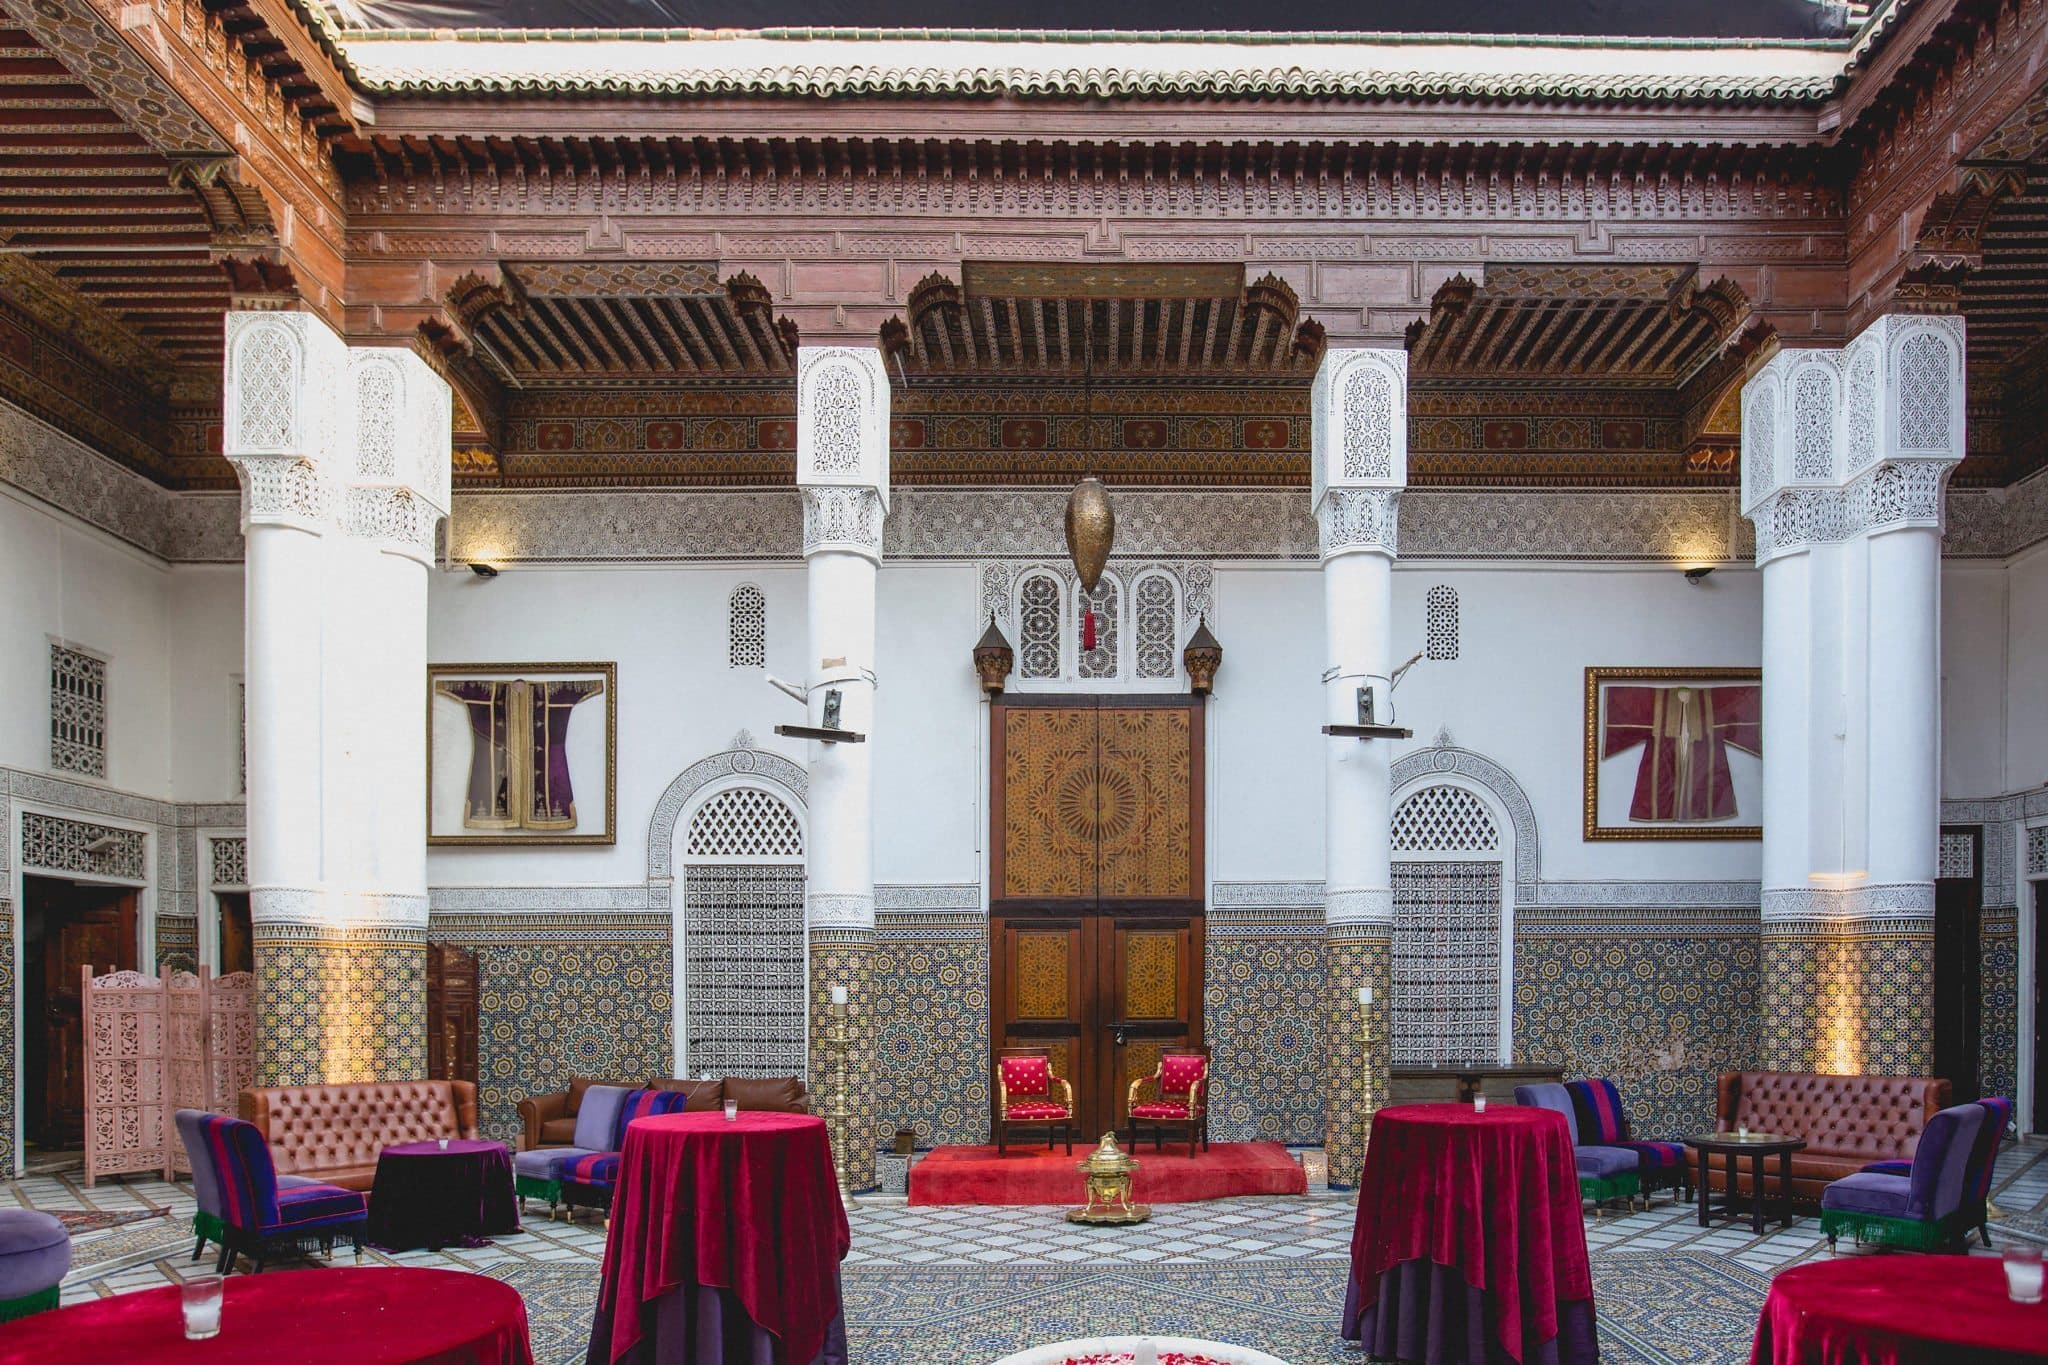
[
  {"left": 648, "top": 1079, "right": 724, "bottom": 1111},
  {"left": 538, "top": 1117, "right": 577, "bottom": 1146},
  {"left": 722, "top": 1076, "right": 810, "bottom": 1113}
]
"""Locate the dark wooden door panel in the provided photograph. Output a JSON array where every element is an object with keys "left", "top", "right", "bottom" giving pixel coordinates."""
[
  {"left": 26, "top": 878, "right": 137, "bottom": 1148},
  {"left": 217, "top": 892, "right": 253, "bottom": 977},
  {"left": 426, "top": 943, "right": 481, "bottom": 1085}
]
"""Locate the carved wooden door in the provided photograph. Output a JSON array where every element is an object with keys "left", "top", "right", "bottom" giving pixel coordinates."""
[
  {"left": 426, "top": 943, "right": 480, "bottom": 1085},
  {"left": 25, "top": 878, "right": 137, "bottom": 1147},
  {"left": 991, "top": 695, "right": 1204, "bottom": 1139},
  {"left": 216, "top": 892, "right": 253, "bottom": 977}
]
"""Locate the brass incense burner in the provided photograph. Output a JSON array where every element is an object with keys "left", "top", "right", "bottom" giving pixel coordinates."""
[{"left": 1067, "top": 1132, "right": 1151, "bottom": 1225}]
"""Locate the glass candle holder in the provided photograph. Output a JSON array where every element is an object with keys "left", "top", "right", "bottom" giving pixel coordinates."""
[
  {"left": 1472, "top": 1095, "right": 1488, "bottom": 1114},
  {"left": 1132, "top": 1339, "right": 1159, "bottom": 1365},
  {"left": 723, "top": 1099, "right": 738, "bottom": 1122},
  {"left": 438, "top": 1138, "right": 450, "bottom": 1150},
  {"left": 2004, "top": 1246, "right": 2044, "bottom": 1304},
  {"left": 182, "top": 1274, "right": 224, "bottom": 1340}
]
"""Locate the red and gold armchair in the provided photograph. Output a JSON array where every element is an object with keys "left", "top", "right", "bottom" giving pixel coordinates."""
[
  {"left": 995, "top": 1047, "right": 1074, "bottom": 1155},
  {"left": 1127, "top": 1048, "right": 1211, "bottom": 1155}
]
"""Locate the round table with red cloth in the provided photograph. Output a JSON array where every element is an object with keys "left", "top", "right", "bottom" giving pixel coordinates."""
[
  {"left": 369, "top": 1138, "right": 522, "bottom": 1252},
  {"left": 0, "top": 1266, "right": 532, "bottom": 1365},
  {"left": 585, "top": 1110, "right": 851, "bottom": 1365},
  {"left": 1751, "top": 1254, "right": 2048, "bottom": 1365},
  {"left": 1344, "top": 1103, "right": 1598, "bottom": 1365}
]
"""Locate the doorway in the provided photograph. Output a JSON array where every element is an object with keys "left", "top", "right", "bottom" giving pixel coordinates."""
[
  {"left": 21, "top": 875, "right": 139, "bottom": 1149},
  {"left": 425, "top": 943, "right": 480, "bottom": 1085},
  {"left": 989, "top": 694, "right": 1206, "bottom": 1137},
  {"left": 1934, "top": 827, "right": 1983, "bottom": 1102},
  {"left": 215, "top": 891, "right": 253, "bottom": 977}
]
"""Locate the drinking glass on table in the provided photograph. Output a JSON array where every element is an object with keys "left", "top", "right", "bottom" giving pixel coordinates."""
[
  {"left": 182, "top": 1275, "right": 224, "bottom": 1340},
  {"left": 2004, "top": 1246, "right": 2044, "bottom": 1304},
  {"left": 723, "top": 1099, "right": 739, "bottom": 1122}
]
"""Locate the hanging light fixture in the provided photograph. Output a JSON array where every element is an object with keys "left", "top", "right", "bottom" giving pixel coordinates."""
[{"left": 1066, "top": 301, "right": 1115, "bottom": 652}]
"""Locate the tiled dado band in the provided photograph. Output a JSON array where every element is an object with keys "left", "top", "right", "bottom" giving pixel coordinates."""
[
  {"left": 1322, "top": 926, "right": 1391, "bottom": 1190},
  {"left": 811, "top": 928, "right": 879, "bottom": 1193},
  {"left": 1757, "top": 921, "right": 1934, "bottom": 1076},
  {"left": 871, "top": 913, "right": 990, "bottom": 1149},
  {"left": 252, "top": 925, "right": 427, "bottom": 1086}
]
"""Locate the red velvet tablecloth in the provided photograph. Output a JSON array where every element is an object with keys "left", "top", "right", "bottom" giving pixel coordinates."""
[
  {"left": 1751, "top": 1255, "right": 2048, "bottom": 1364},
  {"left": 588, "top": 1111, "right": 850, "bottom": 1365},
  {"left": 1349, "top": 1103, "right": 1594, "bottom": 1364},
  {"left": 0, "top": 1267, "right": 532, "bottom": 1365}
]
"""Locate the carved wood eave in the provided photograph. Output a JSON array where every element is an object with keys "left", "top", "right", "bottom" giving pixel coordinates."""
[{"left": 350, "top": 94, "right": 1833, "bottom": 149}]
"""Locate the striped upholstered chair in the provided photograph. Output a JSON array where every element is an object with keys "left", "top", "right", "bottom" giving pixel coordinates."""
[
  {"left": 1566, "top": 1077, "right": 1693, "bottom": 1207},
  {"left": 175, "top": 1110, "right": 367, "bottom": 1274}
]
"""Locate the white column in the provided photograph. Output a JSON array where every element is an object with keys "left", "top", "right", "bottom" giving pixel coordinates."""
[
  {"left": 223, "top": 313, "right": 450, "bottom": 1084},
  {"left": 796, "top": 346, "right": 890, "bottom": 934},
  {"left": 1311, "top": 347, "right": 1407, "bottom": 1187},
  {"left": 1741, "top": 314, "right": 1963, "bottom": 1073},
  {"left": 796, "top": 345, "right": 890, "bottom": 1192},
  {"left": 1313, "top": 348, "right": 1408, "bottom": 931}
]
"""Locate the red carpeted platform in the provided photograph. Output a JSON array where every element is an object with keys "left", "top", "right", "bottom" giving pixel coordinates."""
[{"left": 906, "top": 1141, "right": 1308, "bottom": 1206}]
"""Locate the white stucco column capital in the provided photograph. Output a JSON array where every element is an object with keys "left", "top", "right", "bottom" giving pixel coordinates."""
[
  {"left": 339, "top": 347, "right": 453, "bottom": 567},
  {"left": 1310, "top": 347, "right": 1407, "bottom": 564},
  {"left": 223, "top": 310, "right": 352, "bottom": 536}
]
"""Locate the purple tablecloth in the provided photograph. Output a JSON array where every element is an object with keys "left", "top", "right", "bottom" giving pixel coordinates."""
[{"left": 368, "top": 1138, "right": 521, "bottom": 1253}]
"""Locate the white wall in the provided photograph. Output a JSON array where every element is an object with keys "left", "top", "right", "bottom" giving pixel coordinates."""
[
  {"left": 2005, "top": 545, "right": 2048, "bottom": 792},
  {"left": 1939, "top": 547, "right": 2048, "bottom": 801},
  {"left": 0, "top": 488, "right": 241, "bottom": 801},
  {"left": 873, "top": 563, "right": 983, "bottom": 887}
]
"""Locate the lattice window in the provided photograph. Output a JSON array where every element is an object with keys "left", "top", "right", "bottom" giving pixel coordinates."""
[
  {"left": 684, "top": 863, "right": 807, "bottom": 1078},
  {"left": 1078, "top": 576, "right": 1121, "bottom": 681},
  {"left": 1938, "top": 830, "right": 1976, "bottom": 881},
  {"left": 728, "top": 585, "right": 766, "bottom": 669},
  {"left": 50, "top": 643, "right": 107, "bottom": 778},
  {"left": 1132, "top": 574, "right": 1179, "bottom": 680},
  {"left": 210, "top": 837, "right": 247, "bottom": 889},
  {"left": 2028, "top": 826, "right": 2048, "bottom": 878},
  {"left": 686, "top": 788, "right": 804, "bottom": 859},
  {"left": 22, "top": 812, "right": 145, "bottom": 881},
  {"left": 1425, "top": 585, "right": 1459, "bottom": 661},
  {"left": 1897, "top": 332, "right": 1951, "bottom": 452},
  {"left": 1391, "top": 861, "right": 1502, "bottom": 1068},
  {"left": 1018, "top": 572, "right": 1063, "bottom": 680},
  {"left": 1391, "top": 785, "right": 1500, "bottom": 853}
]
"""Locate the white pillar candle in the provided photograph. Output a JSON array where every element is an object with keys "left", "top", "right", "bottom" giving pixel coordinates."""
[
  {"left": 1355, "top": 986, "right": 1373, "bottom": 1007},
  {"left": 830, "top": 984, "right": 849, "bottom": 1006}
]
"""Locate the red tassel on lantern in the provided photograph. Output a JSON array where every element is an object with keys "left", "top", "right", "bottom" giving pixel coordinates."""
[{"left": 1082, "top": 607, "right": 1097, "bottom": 652}]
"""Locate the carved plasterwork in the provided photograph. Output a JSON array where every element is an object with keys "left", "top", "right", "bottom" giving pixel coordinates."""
[{"left": 646, "top": 747, "right": 809, "bottom": 882}]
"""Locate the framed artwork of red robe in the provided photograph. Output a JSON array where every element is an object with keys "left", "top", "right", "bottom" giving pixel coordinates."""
[
  {"left": 1584, "top": 666, "right": 1761, "bottom": 841},
  {"left": 428, "top": 662, "right": 618, "bottom": 845}
]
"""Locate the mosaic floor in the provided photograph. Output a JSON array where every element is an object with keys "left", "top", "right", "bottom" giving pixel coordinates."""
[{"left": 8, "top": 1140, "right": 2043, "bottom": 1365}]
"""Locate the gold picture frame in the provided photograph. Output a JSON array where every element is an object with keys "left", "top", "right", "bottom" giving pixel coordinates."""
[
  {"left": 1583, "top": 666, "right": 1762, "bottom": 842},
  {"left": 427, "top": 662, "right": 618, "bottom": 846}
]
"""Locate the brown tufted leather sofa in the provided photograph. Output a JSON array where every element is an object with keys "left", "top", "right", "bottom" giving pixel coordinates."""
[
  {"left": 241, "top": 1081, "right": 480, "bottom": 1191},
  {"left": 518, "top": 1076, "right": 811, "bottom": 1151},
  {"left": 1713, "top": 1071, "right": 1951, "bottom": 1202}
]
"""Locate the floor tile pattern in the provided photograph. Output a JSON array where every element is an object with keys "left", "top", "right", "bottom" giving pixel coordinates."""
[{"left": 10, "top": 1139, "right": 2042, "bottom": 1365}]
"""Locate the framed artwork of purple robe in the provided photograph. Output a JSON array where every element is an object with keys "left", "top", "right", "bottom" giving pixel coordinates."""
[
  {"left": 1584, "top": 666, "right": 1761, "bottom": 841},
  {"left": 427, "top": 662, "right": 617, "bottom": 845}
]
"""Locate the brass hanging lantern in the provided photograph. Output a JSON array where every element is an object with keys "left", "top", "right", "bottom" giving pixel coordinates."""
[
  {"left": 972, "top": 613, "right": 1014, "bottom": 695},
  {"left": 1065, "top": 478, "right": 1114, "bottom": 651},
  {"left": 1067, "top": 1132, "right": 1151, "bottom": 1225}
]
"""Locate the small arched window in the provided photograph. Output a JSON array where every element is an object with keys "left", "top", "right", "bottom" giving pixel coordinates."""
[
  {"left": 728, "top": 585, "right": 766, "bottom": 669},
  {"left": 1017, "top": 572, "right": 1063, "bottom": 680}
]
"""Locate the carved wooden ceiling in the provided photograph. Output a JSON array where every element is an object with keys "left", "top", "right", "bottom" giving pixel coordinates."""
[
  {"left": 446, "top": 263, "right": 796, "bottom": 387},
  {"left": 1405, "top": 266, "right": 1750, "bottom": 391},
  {"left": 885, "top": 266, "right": 1323, "bottom": 381}
]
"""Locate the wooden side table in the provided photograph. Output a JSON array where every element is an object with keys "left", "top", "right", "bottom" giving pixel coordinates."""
[{"left": 1685, "top": 1132, "right": 1806, "bottom": 1234}]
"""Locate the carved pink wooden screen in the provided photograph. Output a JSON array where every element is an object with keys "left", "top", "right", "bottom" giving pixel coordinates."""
[
  {"left": 81, "top": 969, "right": 170, "bottom": 1185},
  {"left": 82, "top": 967, "right": 258, "bottom": 1186}
]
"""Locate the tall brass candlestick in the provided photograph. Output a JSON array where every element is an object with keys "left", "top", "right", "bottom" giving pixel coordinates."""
[{"left": 830, "top": 983, "right": 850, "bottom": 1194}]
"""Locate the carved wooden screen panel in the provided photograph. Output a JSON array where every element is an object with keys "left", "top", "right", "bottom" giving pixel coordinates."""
[
  {"left": 164, "top": 971, "right": 205, "bottom": 1176},
  {"left": 1001, "top": 707, "right": 1098, "bottom": 899},
  {"left": 82, "top": 969, "right": 171, "bottom": 1185},
  {"left": 207, "top": 971, "right": 257, "bottom": 1116},
  {"left": 1097, "top": 708, "right": 1194, "bottom": 898}
]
